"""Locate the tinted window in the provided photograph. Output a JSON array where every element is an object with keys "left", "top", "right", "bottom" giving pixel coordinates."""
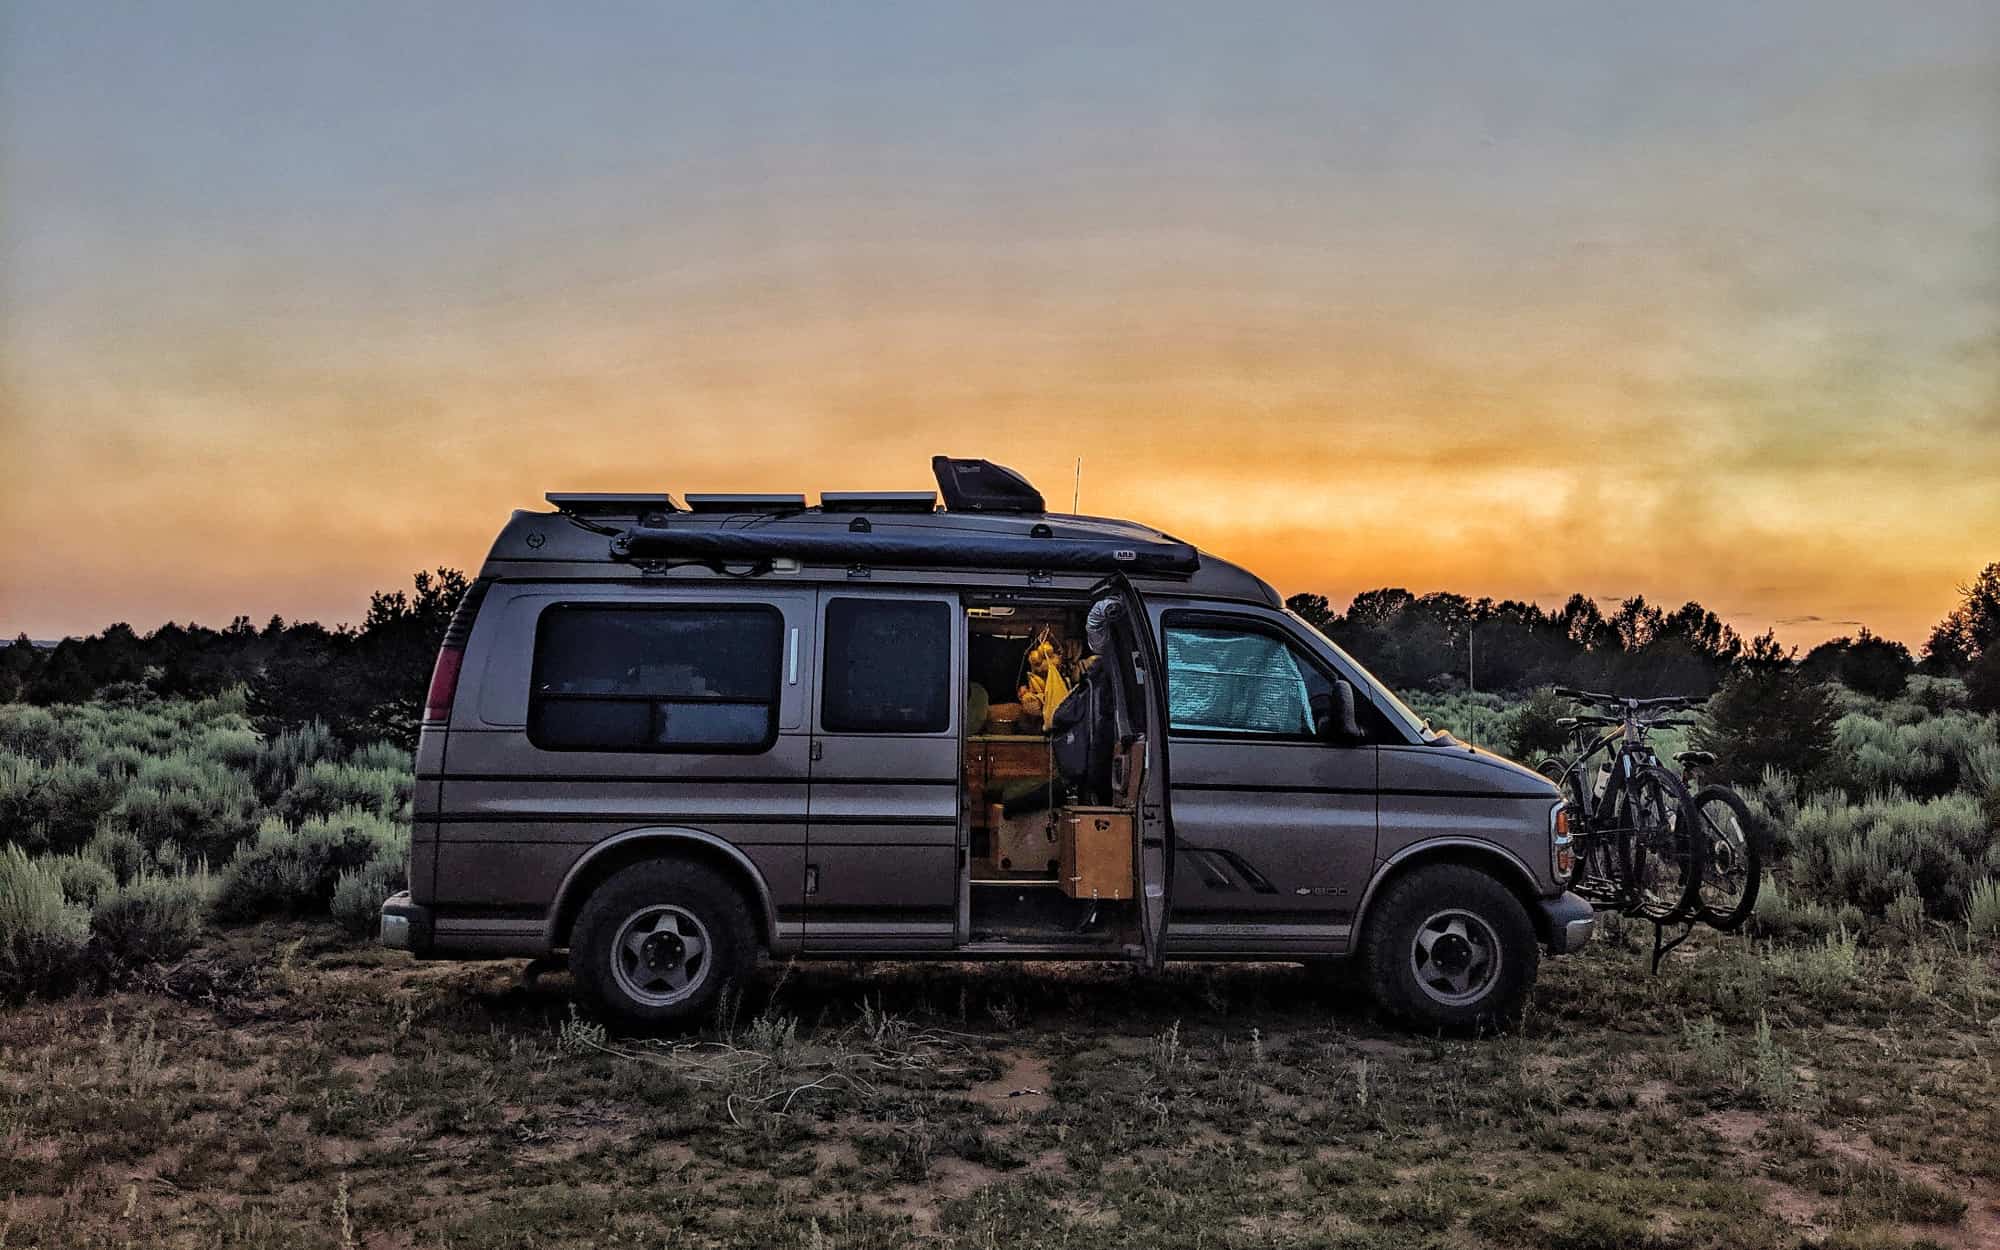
[
  {"left": 529, "top": 605, "right": 782, "bottom": 752},
  {"left": 1164, "top": 621, "right": 1332, "bottom": 737},
  {"left": 822, "top": 599, "right": 951, "bottom": 733}
]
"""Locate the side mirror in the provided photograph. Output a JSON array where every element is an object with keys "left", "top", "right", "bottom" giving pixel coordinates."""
[{"left": 1316, "top": 679, "right": 1365, "bottom": 743}]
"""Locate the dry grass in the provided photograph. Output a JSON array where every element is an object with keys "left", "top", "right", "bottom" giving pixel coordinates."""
[{"left": 2, "top": 922, "right": 1998, "bottom": 1249}]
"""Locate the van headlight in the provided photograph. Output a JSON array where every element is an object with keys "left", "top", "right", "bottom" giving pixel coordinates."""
[{"left": 1550, "top": 802, "right": 1574, "bottom": 881}]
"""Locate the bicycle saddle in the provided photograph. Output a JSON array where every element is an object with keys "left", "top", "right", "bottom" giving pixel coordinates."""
[{"left": 1673, "top": 750, "right": 1715, "bottom": 767}]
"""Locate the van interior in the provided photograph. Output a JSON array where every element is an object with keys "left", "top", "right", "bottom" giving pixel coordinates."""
[{"left": 962, "top": 595, "right": 1143, "bottom": 949}]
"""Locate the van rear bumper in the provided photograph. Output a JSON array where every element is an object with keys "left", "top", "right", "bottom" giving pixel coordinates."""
[
  {"left": 379, "top": 892, "right": 433, "bottom": 953},
  {"left": 1538, "top": 891, "right": 1596, "bottom": 955}
]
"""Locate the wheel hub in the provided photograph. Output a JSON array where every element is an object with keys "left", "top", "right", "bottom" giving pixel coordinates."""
[
  {"left": 610, "top": 904, "right": 712, "bottom": 1007},
  {"left": 642, "top": 932, "right": 685, "bottom": 969},
  {"left": 1409, "top": 908, "right": 1502, "bottom": 1007},
  {"left": 1429, "top": 932, "right": 1474, "bottom": 974}
]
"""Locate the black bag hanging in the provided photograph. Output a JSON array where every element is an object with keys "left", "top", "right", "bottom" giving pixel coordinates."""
[{"left": 1050, "top": 661, "right": 1116, "bottom": 803}]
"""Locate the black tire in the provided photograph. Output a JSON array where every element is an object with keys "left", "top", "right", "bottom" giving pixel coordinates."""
[
  {"left": 1692, "top": 784, "right": 1761, "bottom": 931},
  {"left": 1615, "top": 764, "right": 1704, "bottom": 923},
  {"left": 1360, "top": 864, "right": 1539, "bottom": 1033},
  {"left": 569, "top": 859, "right": 757, "bottom": 1029}
]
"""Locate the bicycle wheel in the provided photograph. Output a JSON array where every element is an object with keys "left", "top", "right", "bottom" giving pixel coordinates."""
[
  {"left": 1616, "top": 764, "right": 1704, "bottom": 922},
  {"left": 1692, "top": 784, "right": 1760, "bottom": 931},
  {"left": 1538, "top": 759, "right": 1594, "bottom": 891}
]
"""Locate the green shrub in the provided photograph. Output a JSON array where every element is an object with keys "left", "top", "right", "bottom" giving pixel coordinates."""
[
  {"left": 114, "top": 769, "right": 261, "bottom": 863},
  {"left": 1970, "top": 878, "right": 2000, "bottom": 942},
  {"left": 195, "top": 725, "right": 262, "bottom": 770},
  {"left": 1784, "top": 790, "right": 1993, "bottom": 920},
  {"left": 90, "top": 869, "right": 209, "bottom": 964},
  {"left": 0, "top": 845, "right": 89, "bottom": 998},
  {"left": 0, "top": 704, "right": 61, "bottom": 759},
  {"left": 1905, "top": 675, "right": 1969, "bottom": 714},
  {"left": 251, "top": 720, "right": 337, "bottom": 802},
  {"left": 331, "top": 855, "right": 406, "bottom": 938},
  {"left": 212, "top": 807, "right": 405, "bottom": 922},
  {"left": 1886, "top": 888, "right": 1927, "bottom": 939},
  {"left": 277, "top": 760, "right": 410, "bottom": 821},
  {"left": 1502, "top": 687, "right": 1570, "bottom": 763},
  {"left": 47, "top": 853, "right": 117, "bottom": 907},
  {"left": 0, "top": 756, "right": 125, "bottom": 854},
  {"left": 1831, "top": 708, "right": 1996, "bottom": 799},
  {"left": 84, "top": 825, "right": 150, "bottom": 885},
  {"left": 346, "top": 740, "right": 412, "bottom": 773},
  {"left": 1751, "top": 878, "right": 1865, "bottom": 944}
]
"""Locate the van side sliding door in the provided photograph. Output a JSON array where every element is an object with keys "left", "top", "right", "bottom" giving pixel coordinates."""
[{"left": 804, "top": 590, "right": 963, "bottom": 952}]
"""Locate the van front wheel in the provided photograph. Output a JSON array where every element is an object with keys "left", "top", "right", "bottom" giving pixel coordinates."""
[
  {"left": 570, "top": 859, "right": 756, "bottom": 1029},
  {"left": 1361, "top": 864, "right": 1537, "bottom": 1032}
]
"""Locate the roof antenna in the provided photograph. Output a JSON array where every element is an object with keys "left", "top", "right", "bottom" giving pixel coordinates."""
[{"left": 1072, "top": 458, "right": 1082, "bottom": 514}]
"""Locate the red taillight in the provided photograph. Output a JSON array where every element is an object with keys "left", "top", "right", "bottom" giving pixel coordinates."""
[{"left": 424, "top": 646, "right": 464, "bottom": 724}]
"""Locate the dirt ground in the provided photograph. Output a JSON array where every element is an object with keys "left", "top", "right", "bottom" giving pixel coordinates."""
[{"left": 3, "top": 921, "right": 1997, "bottom": 1249}]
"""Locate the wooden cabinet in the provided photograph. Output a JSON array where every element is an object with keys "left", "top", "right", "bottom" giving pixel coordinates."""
[
  {"left": 965, "top": 735, "right": 1052, "bottom": 822},
  {"left": 1059, "top": 806, "right": 1133, "bottom": 900}
]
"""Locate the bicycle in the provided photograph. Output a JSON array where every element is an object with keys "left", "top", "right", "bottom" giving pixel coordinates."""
[
  {"left": 1674, "top": 748, "right": 1761, "bottom": 932},
  {"left": 1536, "top": 688, "right": 1706, "bottom": 927}
]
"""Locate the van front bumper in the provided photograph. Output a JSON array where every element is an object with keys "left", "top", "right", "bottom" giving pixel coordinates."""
[
  {"left": 1539, "top": 891, "right": 1596, "bottom": 954},
  {"left": 379, "top": 891, "right": 433, "bottom": 953}
]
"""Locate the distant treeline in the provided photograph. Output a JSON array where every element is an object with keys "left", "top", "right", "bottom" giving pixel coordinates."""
[
  {"left": 0, "top": 570, "right": 468, "bottom": 748},
  {"left": 1288, "top": 589, "right": 1926, "bottom": 701},
  {"left": 4, "top": 561, "right": 1997, "bottom": 741}
]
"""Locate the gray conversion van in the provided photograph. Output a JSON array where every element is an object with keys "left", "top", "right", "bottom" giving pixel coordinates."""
[{"left": 382, "top": 457, "right": 1593, "bottom": 1031}]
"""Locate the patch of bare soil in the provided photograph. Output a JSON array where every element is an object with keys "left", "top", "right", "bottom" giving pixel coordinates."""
[
  {"left": 969, "top": 1049, "right": 1052, "bottom": 1116},
  {"left": 1699, "top": 1110, "right": 2000, "bottom": 1249},
  {"left": 1699, "top": 1111, "right": 1832, "bottom": 1237}
]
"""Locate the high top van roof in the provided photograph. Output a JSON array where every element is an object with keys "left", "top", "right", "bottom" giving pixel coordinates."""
[{"left": 478, "top": 458, "right": 1281, "bottom": 607}]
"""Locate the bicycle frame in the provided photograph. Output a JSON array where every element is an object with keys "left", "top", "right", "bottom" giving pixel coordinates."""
[{"left": 1548, "top": 696, "right": 1693, "bottom": 914}]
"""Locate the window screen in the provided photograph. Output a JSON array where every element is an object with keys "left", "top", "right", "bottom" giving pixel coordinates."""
[
  {"left": 529, "top": 605, "right": 782, "bottom": 752},
  {"left": 1164, "top": 621, "right": 1329, "bottom": 736},
  {"left": 822, "top": 598, "right": 951, "bottom": 733}
]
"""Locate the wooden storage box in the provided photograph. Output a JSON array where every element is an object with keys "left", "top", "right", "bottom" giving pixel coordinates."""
[
  {"left": 1059, "top": 806, "right": 1133, "bottom": 900},
  {"left": 991, "top": 804, "right": 1059, "bottom": 875}
]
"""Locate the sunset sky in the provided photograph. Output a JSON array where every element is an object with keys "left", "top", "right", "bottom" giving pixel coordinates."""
[{"left": 3, "top": 3, "right": 1996, "bottom": 647}]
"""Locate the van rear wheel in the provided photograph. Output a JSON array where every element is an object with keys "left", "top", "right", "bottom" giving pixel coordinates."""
[
  {"left": 569, "top": 859, "right": 756, "bottom": 1029},
  {"left": 1361, "top": 864, "right": 1537, "bottom": 1032}
]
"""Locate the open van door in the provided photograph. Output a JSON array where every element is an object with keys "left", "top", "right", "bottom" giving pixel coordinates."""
[{"left": 1090, "top": 573, "right": 1174, "bottom": 970}]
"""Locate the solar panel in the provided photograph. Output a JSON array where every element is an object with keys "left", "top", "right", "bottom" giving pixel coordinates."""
[
  {"left": 545, "top": 492, "right": 679, "bottom": 515},
  {"left": 820, "top": 491, "right": 938, "bottom": 513},
  {"left": 682, "top": 493, "right": 809, "bottom": 514}
]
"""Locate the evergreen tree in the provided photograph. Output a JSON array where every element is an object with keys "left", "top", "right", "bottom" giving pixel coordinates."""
[{"left": 1690, "top": 631, "right": 1839, "bottom": 788}]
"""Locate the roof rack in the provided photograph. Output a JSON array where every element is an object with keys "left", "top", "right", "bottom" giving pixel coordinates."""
[
  {"left": 820, "top": 490, "right": 938, "bottom": 514},
  {"left": 546, "top": 492, "right": 679, "bottom": 516},
  {"left": 683, "top": 493, "right": 809, "bottom": 514}
]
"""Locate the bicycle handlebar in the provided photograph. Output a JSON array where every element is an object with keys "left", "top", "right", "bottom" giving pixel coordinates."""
[{"left": 1553, "top": 686, "right": 1703, "bottom": 710}]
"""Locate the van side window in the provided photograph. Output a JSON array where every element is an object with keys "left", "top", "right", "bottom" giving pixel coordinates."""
[
  {"left": 528, "top": 605, "right": 782, "bottom": 752},
  {"left": 821, "top": 598, "right": 951, "bottom": 733},
  {"left": 1163, "top": 620, "right": 1331, "bottom": 738}
]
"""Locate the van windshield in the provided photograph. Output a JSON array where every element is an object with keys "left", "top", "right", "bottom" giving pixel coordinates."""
[{"left": 1282, "top": 610, "right": 1437, "bottom": 741}]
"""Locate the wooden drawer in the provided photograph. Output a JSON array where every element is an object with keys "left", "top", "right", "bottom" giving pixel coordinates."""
[{"left": 1058, "top": 806, "right": 1133, "bottom": 900}]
